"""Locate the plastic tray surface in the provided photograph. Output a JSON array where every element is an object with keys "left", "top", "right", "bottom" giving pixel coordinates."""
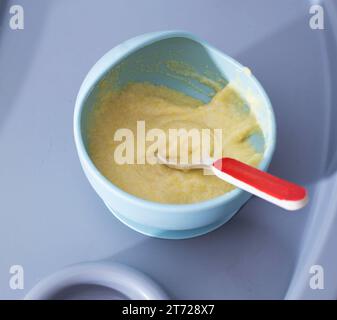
[{"left": 0, "top": 0, "right": 336, "bottom": 299}]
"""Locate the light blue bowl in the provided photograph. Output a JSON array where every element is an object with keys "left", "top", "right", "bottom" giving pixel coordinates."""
[{"left": 74, "top": 31, "right": 276, "bottom": 239}]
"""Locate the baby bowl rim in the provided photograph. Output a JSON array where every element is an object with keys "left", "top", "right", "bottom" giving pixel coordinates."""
[{"left": 73, "top": 30, "right": 276, "bottom": 213}]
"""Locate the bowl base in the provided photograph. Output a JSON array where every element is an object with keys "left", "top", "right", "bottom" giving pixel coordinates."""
[{"left": 104, "top": 202, "right": 238, "bottom": 239}]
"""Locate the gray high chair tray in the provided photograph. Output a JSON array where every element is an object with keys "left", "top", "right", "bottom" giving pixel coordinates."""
[{"left": 0, "top": 0, "right": 336, "bottom": 299}]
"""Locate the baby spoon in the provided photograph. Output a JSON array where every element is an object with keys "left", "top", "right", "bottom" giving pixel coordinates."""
[{"left": 157, "top": 154, "right": 308, "bottom": 211}]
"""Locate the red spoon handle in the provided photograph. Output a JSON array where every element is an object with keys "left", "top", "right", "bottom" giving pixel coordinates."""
[{"left": 212, "top": 158, "right": 308, "bottom": 210}]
